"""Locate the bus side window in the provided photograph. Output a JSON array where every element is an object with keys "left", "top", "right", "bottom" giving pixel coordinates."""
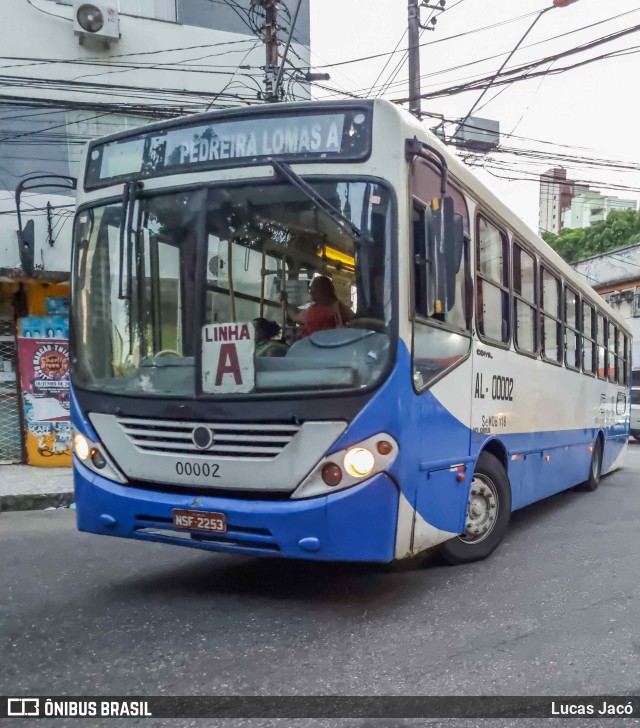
[
  {"left": 540, "top": 267, "right": 562, "bottom": 364},
  {"left": 476, "top": 215, "right": 509, "bottom": 344},
  {"left": 513, "top": 243, "right": 536, "bottom": 355},
  {"left": 624, "top": 334, "right": 631, "bottom": 385},
  {"left": 411, "top": 158, "right": 469, "bottom": 330},
  {"left": 564, "top": 285, "right": 580, "bottom": 371},
  {"left": 412, "top": 201, "right": 428, "bottom": 318},
  {"left": 596, "top": 313, "right": 606, "bottom": 380},
  {"left": 582, "top": 301, "right": 595, "bottom": 376},
  {"left": 608, "top": 321, "right": 617, "bottom": 382},
  {"left": 617, "top": 329, "right": 625, "bottom": 385}
]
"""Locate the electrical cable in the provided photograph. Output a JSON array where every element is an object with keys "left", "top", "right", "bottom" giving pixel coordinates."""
[
  {"left": 392, "top": 25, "right": 640, "bottom": 103},
  {"left": 375, "top": 0, "right": 469, "bottom": 99},
  {"left": 25, "top": 0, "right": 73, "bottom": 22},
  {"left": 205, "top": 40, "right": 262, "bottom": 109},
  {"left": 313, "top": 9, "right": 544, "bottom": 70},
  {"left": 317, "top": 6, "right": 640, "bottom": 100}
]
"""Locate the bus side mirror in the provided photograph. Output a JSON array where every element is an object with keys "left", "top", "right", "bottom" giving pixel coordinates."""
[
  {"left": 431, "top": 196, "right": 464, "bottom": 313},
  {"left": 15, "top": 173, "right": 77, "bottom": 277}
]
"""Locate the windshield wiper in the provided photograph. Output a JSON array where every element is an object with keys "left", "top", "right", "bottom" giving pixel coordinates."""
[{"left": 269, "top": 160, "right": 373, "bottom": 245}]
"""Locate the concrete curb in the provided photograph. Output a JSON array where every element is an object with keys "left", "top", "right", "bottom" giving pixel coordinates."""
[{"left": 0, "top": 492, "right": 75, "bottom": 513}]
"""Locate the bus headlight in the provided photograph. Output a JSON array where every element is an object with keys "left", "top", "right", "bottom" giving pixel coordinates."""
[
  {"left": 74, "top": 433, "right": 91, "bottom": 461},
  {"left": 291, "top": 433, "right": 398, "bottom": 499},
  {"left": 72, "top": 429, "right": 126, "bottom": 483},
  {"left": 344, "top": 447, "right": 375, "bottom": 478}
]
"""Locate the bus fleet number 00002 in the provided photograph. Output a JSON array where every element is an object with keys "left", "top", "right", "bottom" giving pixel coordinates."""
[
  {"left": 175, "top": 461, "right": 221, "bottom": 478},
  {"left": 492, "top": 375, "right": 514, "bottom": 401}
]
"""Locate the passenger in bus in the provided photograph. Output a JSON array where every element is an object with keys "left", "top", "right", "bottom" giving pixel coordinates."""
[
  {"left": 253, "top": 318, "right": 288, "bottom": 357},
  {"left": 280, "top": 275, "right": 354, "bottom": 338}
]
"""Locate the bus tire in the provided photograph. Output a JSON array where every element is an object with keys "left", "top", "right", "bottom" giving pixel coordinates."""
[
  {"left": 439, "top": 451, "right": 511, "bottom": 566},
  {"left": 580, "top": 438, "right": 603, "bottom": 492}
]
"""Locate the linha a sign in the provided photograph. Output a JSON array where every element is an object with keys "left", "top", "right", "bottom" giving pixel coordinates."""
[{"left": 201, "top": 322, "right": 255, "bottom": 394}]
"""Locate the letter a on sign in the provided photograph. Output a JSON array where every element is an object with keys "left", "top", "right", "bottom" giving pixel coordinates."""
[{"left": 202, "top": 323, "right": 255, "bottom": 393}]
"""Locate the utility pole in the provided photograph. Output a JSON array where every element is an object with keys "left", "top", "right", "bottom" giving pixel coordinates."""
[
  {"left": 263, "top": 0, "right": 280, "bottom": 103},
  {"left": 408, "top": 0, "right": 445, "bottom": 118},
  {"left": 407, "top": 0, "right": 421, "bottom": 117}
]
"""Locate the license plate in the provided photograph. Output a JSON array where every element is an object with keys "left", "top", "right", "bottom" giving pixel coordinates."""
[{"left": 172, "top": 509, "right": 227, "bottom": 534}]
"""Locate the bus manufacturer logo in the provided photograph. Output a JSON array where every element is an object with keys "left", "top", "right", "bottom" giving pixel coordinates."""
[{"left": 192, "top": 426, "right": 215, "bottom": 450}]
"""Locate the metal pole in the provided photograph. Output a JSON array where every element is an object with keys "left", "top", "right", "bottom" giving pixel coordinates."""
[
  {"left": 408, "top": 0, "right": 422, "bottom": 117},
  {"left": 275, "top": 0, "right": 303, "bottom": 100},
  {"left": 264, "top": 0, "right": 279, "bottom": 103}
]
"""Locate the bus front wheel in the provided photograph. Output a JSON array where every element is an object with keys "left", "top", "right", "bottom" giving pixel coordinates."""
[{"left": 439, "top": 452, "right": 511, "bottom": 565}]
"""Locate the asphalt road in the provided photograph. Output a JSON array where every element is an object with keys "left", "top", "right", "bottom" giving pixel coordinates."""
[{"left": 2, "top": 445, "right": 640, "bottom": 727}]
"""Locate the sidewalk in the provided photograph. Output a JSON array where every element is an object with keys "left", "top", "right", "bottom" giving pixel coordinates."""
[{"left": 0, "top": 465, "right": 74, "bottom": 512}]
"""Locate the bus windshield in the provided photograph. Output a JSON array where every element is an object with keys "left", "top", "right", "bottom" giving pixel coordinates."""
[{"left": 71, "top": 177, "right": 393, "bottom": 398}]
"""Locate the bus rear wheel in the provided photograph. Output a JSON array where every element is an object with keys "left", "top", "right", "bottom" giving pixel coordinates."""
[
  {"left": 580, "top": 439, "right": 602, "bottom": 492},
  {"left": 439, "top": 452, "right": 511, "bottom": 565}
]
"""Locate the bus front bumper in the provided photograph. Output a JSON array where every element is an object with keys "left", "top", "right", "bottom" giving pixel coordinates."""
[{"left": 74, "top": 459, "right": 399, "bottom": 562}]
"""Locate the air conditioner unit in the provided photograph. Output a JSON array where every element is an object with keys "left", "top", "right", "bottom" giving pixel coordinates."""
[{"left": 73, "top": 2, "right": 120, "bottom": 47}]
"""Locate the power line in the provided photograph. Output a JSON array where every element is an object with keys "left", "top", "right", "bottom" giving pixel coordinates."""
[
  {"left": 376, "top": 0, "right": 468, "bottom": 99},
  {"left": 25, "top": 0, "right": 73, "bottom": 22},
  {"left": 313, "top": 6, "right": 640, "bottom": 101},
  {"left": 392, "top": 25, "right": 640, "bottom": 103},
  {"left": 205, "top": 40, "right": 262, "bottom": 110},
  {"left": 0, "top": 39, "right": 259, "bottom": 73},
  {"left": 313, "top": 10, "right": 543, "bottom": 70}
]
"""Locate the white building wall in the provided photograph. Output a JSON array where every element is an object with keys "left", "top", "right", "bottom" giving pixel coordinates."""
[
  {"left": 563, "top": 190, "right": 637, "bottom": 229},
  {"left": 0, "top": 0, "right": 310, "bottom": 276},
  {"left": 539, "top": 178, "right": 561, "bottom": 235},
  {"left": 573, "top": 244, "right": 640, "bottom": 365}
]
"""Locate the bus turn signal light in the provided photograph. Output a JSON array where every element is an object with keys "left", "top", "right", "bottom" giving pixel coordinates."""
[
  {"left": 321, "top": 463, "right": 343, "bottom": 487},
  {"left": 376, "top": 440, "right": 393, "bottom": 456},
  {"left": 91, "top": 448, "right": 107, "bottom": 470}
]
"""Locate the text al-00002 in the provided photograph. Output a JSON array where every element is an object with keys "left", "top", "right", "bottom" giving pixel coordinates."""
[{"left": 474, "top": 373, "right": 515, "bottom": 402}]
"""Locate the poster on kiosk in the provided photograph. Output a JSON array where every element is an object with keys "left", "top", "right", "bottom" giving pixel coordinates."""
[{"left": 17, "top": 316, "right": 71, "bottom": 466}]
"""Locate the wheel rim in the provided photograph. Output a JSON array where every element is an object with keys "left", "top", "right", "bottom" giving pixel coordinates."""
[{"left": 459, "top": 474, "right": 499, "bottom": 544}]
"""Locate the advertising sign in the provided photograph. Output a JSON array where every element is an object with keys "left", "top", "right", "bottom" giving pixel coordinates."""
[
  {"left": 45, "top": 297, "right": 71, "bottom": 316},
  {"left": 17, "top": 336, "right": 71, "bottom": 466},
  {"left": 20, "top": 316, "right": 68, "bottom": 339},
  {"left": 202, "top": 323, "right": 255, "bottom": 394}
]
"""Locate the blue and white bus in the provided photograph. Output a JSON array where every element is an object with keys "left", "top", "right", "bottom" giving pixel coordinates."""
[{"left": 68, "top": 99, "right": 631, "bottom": 565}]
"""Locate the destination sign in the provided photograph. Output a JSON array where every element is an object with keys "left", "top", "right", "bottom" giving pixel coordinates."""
[{"left": 85, "top": 108, "right": 372, "bottom": 189}]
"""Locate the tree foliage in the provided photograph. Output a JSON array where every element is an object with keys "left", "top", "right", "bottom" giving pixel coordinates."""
[{"left": 542, "top": 208, "right": 640, "bottom": 263}]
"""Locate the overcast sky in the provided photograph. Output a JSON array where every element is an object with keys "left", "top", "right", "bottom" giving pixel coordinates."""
[{"left": 308, "top": 0, "right": 640, "bottom": 232}]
